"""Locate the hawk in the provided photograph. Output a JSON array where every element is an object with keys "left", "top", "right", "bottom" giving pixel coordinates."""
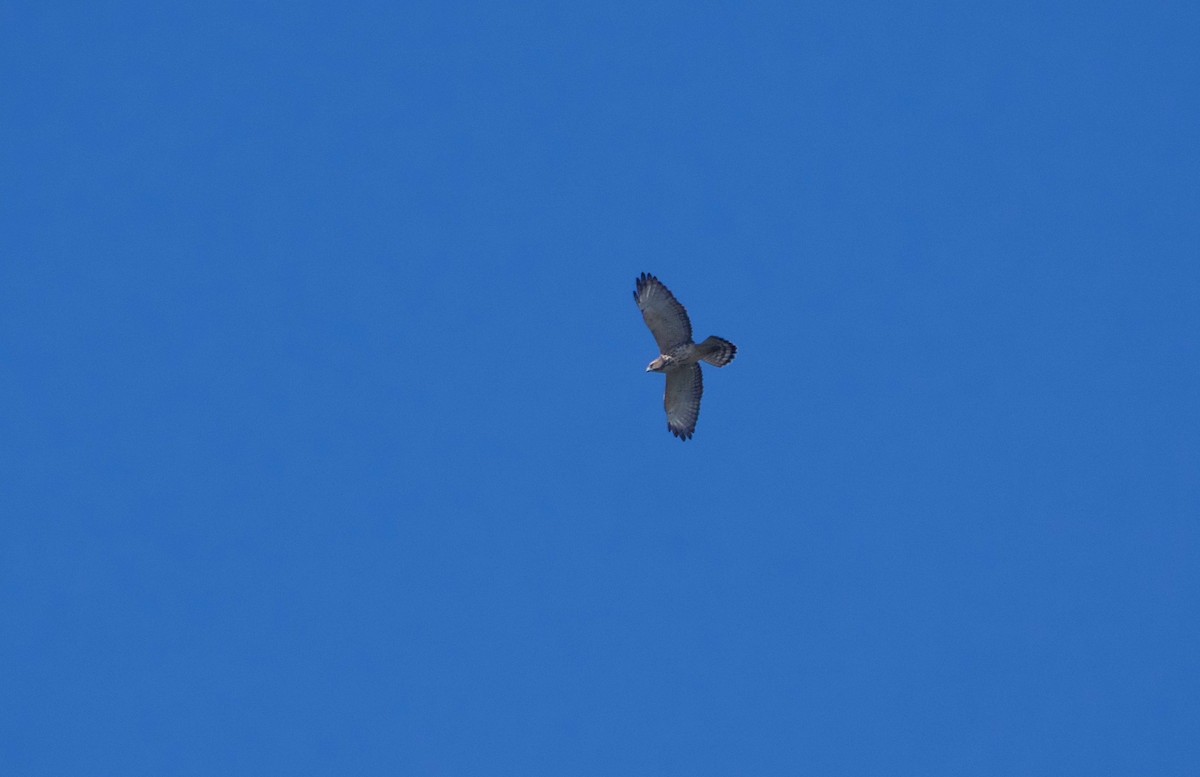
[{"left": 634, "top": 272, "right": 737, "bottom": 440}]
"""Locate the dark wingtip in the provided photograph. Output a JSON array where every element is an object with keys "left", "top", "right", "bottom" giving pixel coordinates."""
[
  {"left": 635, "top": 272, "right": 657, "bottom": 299},
  {"left": 668, "top": 424, "right": 693, "bottom": 441}
]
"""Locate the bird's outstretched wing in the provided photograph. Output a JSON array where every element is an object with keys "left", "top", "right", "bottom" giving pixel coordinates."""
[
  {"left": 664, "top": 363, "right": 703, "bottom": 440},
  {"left": 634, "top": 272, "right": 692, "bottom": 352}
]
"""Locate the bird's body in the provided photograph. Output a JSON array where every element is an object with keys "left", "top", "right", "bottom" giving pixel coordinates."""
[
  {"left": 633, "top": 273, "right": 737, "bottom": 440},
  {"left": 646, "top": 339, "right": 737, "bottom": 373}
]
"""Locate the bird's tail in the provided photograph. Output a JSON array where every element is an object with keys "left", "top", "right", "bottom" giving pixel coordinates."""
[{"left": 697, "top": 336, "right": 737, "bottom": 367}]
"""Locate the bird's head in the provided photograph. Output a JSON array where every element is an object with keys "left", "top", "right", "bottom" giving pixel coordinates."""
[{"left": 646, "top": 356, "right": 667, "bottom": 373}]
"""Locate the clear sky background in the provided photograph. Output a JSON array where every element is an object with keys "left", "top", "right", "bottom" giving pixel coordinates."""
[{"left": 3, "top": 2, "right": 1199, "bottom": 774}]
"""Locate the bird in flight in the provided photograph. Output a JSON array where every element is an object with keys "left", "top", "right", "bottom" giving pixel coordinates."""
[{"left": 633, "top": 272, "right": 737, "bottom": 440}]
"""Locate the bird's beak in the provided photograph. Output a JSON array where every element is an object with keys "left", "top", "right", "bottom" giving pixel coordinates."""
[{"left": 645, "top": 366, "right": 653, "bottom": 372}]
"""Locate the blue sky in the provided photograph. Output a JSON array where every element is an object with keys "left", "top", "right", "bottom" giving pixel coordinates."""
[{"left": 3, "top": 1, "right": 1199, "bottom": 774}]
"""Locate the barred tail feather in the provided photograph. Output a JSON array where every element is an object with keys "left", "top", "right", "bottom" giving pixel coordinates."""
[{"left": 698, "top": 336, "right": 737, "bottom": 367}]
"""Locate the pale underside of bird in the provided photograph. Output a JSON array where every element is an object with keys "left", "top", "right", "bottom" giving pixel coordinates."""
[{"left": 633, "top": 272, "right": 737, "bottom": 440}]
